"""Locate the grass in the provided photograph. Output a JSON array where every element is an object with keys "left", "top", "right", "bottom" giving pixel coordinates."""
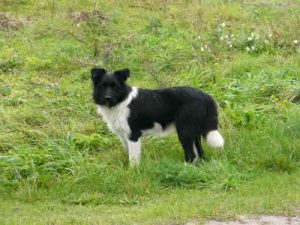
[
  {"left": 1, "top": 172, "right": 300, "bottom": 225},
  {"left": 0, "top": 0, "right": 300, "bottom": 224}
]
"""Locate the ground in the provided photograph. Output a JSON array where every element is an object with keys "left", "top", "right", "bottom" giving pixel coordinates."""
[
  {"left": 0, "top": 0, "right": 299, "bottom": 224},
  {"left": 206, "top": 215, "right": 300, "bottom": 225}
]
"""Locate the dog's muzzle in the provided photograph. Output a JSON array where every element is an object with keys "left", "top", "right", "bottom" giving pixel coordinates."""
[{"left": 104, "top": 95, "right": 113, "bottom": 106}]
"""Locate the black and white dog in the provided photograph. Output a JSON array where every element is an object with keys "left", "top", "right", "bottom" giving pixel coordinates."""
[{"left": 92, "top": 68, "right": 224, "bottom": 166}]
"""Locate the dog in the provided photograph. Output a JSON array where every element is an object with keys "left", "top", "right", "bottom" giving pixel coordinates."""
[{"left": 91, "top": 67, "right": 224, "bottom": 166}]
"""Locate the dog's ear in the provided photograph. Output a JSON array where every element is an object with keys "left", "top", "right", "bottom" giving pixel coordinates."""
[
  {"left": 114, "top": 69, "right": 130, "bottom": 83},
  {"left": 91, "top": 67, "right": 106, "bottom": 84}
]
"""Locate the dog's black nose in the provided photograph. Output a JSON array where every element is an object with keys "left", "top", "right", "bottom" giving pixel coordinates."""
[{"left": 104, "top": 95, "right": 112, "bottom": 100}]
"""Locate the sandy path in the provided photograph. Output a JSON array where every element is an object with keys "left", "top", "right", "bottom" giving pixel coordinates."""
[
  {"left": 183, "top": 215, "right": 300, "bottom": 225},
  {"left": 205, "top": 215, "right": 300, "bottom": 225}
]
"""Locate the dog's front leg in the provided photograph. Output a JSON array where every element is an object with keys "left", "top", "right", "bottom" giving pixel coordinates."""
[
  {"left": 127, "top": 139, "right": 141, "bottom": 166},
  {"left": 119, "top": 136, "right": 128, "bottom": 152}
]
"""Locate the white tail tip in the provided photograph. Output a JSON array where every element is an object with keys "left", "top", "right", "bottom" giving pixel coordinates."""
[{"left": 206, "top": 130, "right": 224, "bottom": 148}]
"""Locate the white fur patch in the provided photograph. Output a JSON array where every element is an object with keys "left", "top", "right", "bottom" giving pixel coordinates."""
[
  {"left": 127, "top": 139, "right": 141, "bottom": 166},
  {"left": 206, "top": 130, "right": 224, "bottom": 148},
  {"left": 96, "top": 87, "right": 138, "bottom": 139},
  {"left": 142, "top": 122, "right": 175, "bottom": 137}
]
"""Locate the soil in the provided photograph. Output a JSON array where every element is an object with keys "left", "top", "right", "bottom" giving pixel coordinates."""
[
  {"left": 0, "top": 12, "right": 24, "bottom": 30},
  {"left": 68, "top": 10, "right": 107, "bottom": 22},
  {"left": 202, "top": 215, "right": 300, "bottom": 225}
]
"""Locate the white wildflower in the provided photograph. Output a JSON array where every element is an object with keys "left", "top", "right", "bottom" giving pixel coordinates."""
[
  {"left": 221, "top": 22, "right": 226, "bottom": 28},
  {"left": 246, "top": 47, "right": 250, "bottom": 52},
  {"left": 224, "top": 35, "right": 229, "bottom": 39},
  {"left": 293, "top": 40, "right": 298, "bottom": 45},
  {"left": 247, "top": 32, "right": 255, "bottom": 41},
  {"left": 76, "top": 23, "right": 80, "bottom": 28},
  {"left": 204, "top": 44, "right": 211, "bottom": 52},
  {"left": 268, "top": 33, "right": 272, "bottom": 38},
  {"left": 201, "top": 47, "right": 205, "bottom": 52},
  {"left": 251, "top": 45, "right": 256, "bottom": 50}
]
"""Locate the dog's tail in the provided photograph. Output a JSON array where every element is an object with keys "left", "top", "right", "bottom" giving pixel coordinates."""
[
  {"left": 206, "top": 130, "right": 224, "bottom": 148},
  {"left": 203, "top": 98, "right": 224, "bottom": 148}
]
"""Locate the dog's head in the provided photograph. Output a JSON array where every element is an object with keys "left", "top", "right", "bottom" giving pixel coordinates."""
[{"left": 91, "top": 68, "right": 131, "bottom": 107}]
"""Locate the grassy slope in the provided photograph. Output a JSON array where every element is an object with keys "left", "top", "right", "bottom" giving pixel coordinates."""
[{"left": 0, "top": 0, "right": 300, "bottom": 224}]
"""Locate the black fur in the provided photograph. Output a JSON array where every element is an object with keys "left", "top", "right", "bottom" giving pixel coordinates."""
[
  {"left": 92, "top": 68, "right": 221, "bottom": 163},
  {"left": 92, "top": 67, "right": 131, "bottom": 107},
  {"left": 127, "top": 87, "right": 219, "bottom": 162}
]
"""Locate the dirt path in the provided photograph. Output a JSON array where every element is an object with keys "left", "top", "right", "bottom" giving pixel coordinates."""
[
  {"left": 205, "top": 215, "right": 300, "bottom": 225},
  {"left": 183, "top": 215, "right": 300, "bottom": 225}
]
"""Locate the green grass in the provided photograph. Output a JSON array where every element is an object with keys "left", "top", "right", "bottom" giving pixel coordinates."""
[
  {"left": 0, "top": 0, "right": 300, "bottom": 224},
  {"left": 1, "top": 172, "right": 300, "bottom": 225}
]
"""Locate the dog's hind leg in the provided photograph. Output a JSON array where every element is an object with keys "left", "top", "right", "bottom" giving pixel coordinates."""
[
  {"left": 194, "top": 137, "right": 204, "bottom": 160},
  {"left": 178, "top": 133, "right": 196, "bottom": 163},
  {"left": 175, "top": 105, "right": 202, "bottom": 163},
  {"left": 175, "top": 123, "right": 197, "bottom": 163}
]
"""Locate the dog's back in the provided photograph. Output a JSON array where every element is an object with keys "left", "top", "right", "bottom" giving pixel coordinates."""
[{"left": 128, "top": 86, "right": 220, "bottom": 138}]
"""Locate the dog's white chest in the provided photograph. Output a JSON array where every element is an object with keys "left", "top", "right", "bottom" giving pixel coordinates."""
[
  {"left": 96, "top": 87, "right": 138, "bottom": 138},
  {"left": 97, "top": 105, "right": 130, "bottom": 136}
]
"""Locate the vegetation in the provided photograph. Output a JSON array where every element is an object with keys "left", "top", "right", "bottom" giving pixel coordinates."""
[{"left": 0, "top": 0, "right": 299, "bottom": 224}]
